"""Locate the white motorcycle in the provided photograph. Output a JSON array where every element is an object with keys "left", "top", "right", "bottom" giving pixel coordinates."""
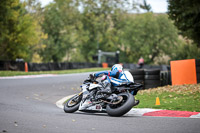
[{"left": 64, "top": 71, "right": 142, "bottom": 117}]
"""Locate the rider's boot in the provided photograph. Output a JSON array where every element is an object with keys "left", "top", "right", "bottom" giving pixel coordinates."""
[{"left": 133, "top": 100, "right": 140, "bottom": 106}]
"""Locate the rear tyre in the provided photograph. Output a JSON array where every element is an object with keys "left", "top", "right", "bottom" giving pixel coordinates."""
[
  {"left": 64, "top": 94, "right": 82, "bottom": 113},
  {"left": 106, "top": 93, "right": 135, "bottom": 117}
]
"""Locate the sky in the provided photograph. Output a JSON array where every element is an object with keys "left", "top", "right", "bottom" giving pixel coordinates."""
[
  {"left": 140, "top": 0, "right": 168, "bottom": 13},
  {"left": 39, "top": 0, "right": 168, "bottom": 13}
]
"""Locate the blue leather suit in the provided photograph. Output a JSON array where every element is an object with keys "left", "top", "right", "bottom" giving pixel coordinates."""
[{"left": 94, "top": 69, "right": 130, "bottom": 86}]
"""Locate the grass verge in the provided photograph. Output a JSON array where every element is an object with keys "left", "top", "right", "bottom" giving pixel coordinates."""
[
  {"left": 0, "top": 68, "right": 110, "bottom": 77},
  {"left": 135, "top": 84, "right": 200, "bottom": 112}
]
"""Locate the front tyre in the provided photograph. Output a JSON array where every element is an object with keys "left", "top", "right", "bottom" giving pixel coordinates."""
[
  {"left": 106, "top": 93, "right": 135, "bottom": 117},
  {"left": 64, "top": 94, "right": 82, "bottom": 113}
]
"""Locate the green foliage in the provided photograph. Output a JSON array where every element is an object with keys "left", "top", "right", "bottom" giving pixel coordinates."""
[
  {"left": 0, "top": 0, "right": 42, "bottom": 61},
  {"left": 77, "top": 0, "right": 129, "bottom": 62},
  {"left": 167, "top": 0, "right": 200, "bottom": 47},
  {"left": 120, "top": 13, "right": 178, "bottom": 64},
  {"left": 25, "top": 0, "right": 47, "bottom": 63},
  {"left": 139, "top": 0, "right": 152, "bottom": 12},
  {"left": 40, "top": 0, "right": 130, "bottom": 62},
  {"left": 1, "top": 0, "right": 198, "bottom": 64},
  {"left": 41, "top": 0, "right": 80, "bottom": 62},
  {"left": 171, "top": 40, "right": 200, "bottom": 60}
]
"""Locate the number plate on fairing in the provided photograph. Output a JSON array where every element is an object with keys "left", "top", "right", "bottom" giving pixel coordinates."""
[{"left": 96, "top": 105, "right": 101, "bottom": 110}]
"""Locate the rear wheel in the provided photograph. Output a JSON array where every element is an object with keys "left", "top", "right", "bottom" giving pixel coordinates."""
[
  {"left": 106, "top": 93, "right": 135, "bottom": 117},
  {"left": 64, "top": 94, "right": 82, "bottom": 113}
]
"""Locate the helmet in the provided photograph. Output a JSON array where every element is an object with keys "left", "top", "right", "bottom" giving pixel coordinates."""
[{"left": 111, "top": 64, "right": 123, "bottom": 71}]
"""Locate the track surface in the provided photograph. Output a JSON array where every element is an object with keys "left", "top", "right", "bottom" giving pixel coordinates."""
[{"left": 0, "top": 73, "right": 200, "bottom": 133}]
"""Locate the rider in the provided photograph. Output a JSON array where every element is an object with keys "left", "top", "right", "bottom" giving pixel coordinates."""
[
  {"left": 93, "top": 64, "right": 139, "bottom": 106},
  {"left": 93, "top": 64, "right": 128, "bottom": 94}
]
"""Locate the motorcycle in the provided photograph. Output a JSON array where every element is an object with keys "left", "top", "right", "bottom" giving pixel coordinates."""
[{"left": 63, "top": 71, "right": 143, "bottom": 117}]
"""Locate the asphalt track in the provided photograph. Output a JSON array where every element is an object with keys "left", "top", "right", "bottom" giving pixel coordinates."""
[{"left": 0, "top": 73, "right": 200, "bottom": 133}]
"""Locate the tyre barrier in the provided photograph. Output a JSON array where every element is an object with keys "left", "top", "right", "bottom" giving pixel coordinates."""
[
  {"left": 196, "top": 59, "right": 200, "bottom": 83},
  {"left": 129, "top": 69, "right": 172, "bottom": 89},
  {"left": 129, "top": 69, "right": 144, "bottom": 89},
  {"left": 195, "top": 59, "right": 200, "bottom": 66},
  {"left": 160, "top": 71, "right": 171, "bottom": 86},
  {"left": 144, "top": 69, "right": 160, "bottom": 89},
  {"left": 145, "top": 75, "right": 160, "bottom": 80}
]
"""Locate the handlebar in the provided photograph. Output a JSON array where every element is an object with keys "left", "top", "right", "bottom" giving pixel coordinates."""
[
  {"left": 83, "top": 74, "right": 98, "bottom": 84},
  {"left": 89, "top": 74, "right": 96, "bottom": 81}
]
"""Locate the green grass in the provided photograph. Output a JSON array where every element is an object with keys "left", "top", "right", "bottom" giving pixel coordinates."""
[
  {"left": 0, "top": 67, "right": 110, "bottom": 77},
  {"left": 135, "top": 84, "right": 200, "bottom": 112}
]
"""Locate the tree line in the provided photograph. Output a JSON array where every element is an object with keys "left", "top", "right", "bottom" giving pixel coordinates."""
[{"left": 0, "top": 0, "right": 200, "bottom": 64}]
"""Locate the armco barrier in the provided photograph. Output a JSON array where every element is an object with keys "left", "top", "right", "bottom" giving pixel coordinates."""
[
  {"left": 27, "top": 62, "right": 101, "bottom": 71},
  {"left": 0, "top": 61, "right": 101, "bottom": 71},
  {"left": 0, "top": 60, "right": 171, "bottom": 72},
  {"left": 0, "top": 61, "right": 24, "bottom": 71}
]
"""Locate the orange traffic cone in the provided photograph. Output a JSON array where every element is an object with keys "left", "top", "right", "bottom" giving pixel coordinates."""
[
  {"left": 155, "top": 97, "right": 160, "bottom": 105},
  {"left": 25, "top": 62, "right": 28, "bottom": 72}
]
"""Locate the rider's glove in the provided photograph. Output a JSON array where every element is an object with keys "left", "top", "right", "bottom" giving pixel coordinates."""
[
  {"left": 92, "top": 73, "right": 96, "bottom": 78},
  {"left": 89, "top": 73, "right": 96, "bottom": 80},
  {"left": 101, "top": 75, "right": 107, "bottom": 81}
]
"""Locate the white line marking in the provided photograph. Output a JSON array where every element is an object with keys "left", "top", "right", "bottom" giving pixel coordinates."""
[
  {"left": 190, "top": 113, "right": 200, "bottom": 118},
  {"left": 126, "top": 108, "right": 161, "bottom": 116},
  {"left": 56, "top": 94, "right": 76, "bottom": 109}
]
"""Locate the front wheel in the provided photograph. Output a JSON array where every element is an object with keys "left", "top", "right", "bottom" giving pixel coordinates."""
[
  {"left": 64, "top": 94, "right": 82, "bottom": 113},
  {"left": 106, "top": 93, "right": 135, "bottom": 117}
]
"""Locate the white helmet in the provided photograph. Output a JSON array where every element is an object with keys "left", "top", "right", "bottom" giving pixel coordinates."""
[{"left": 111, "top": 64, "right": 123, "bottom": 71}]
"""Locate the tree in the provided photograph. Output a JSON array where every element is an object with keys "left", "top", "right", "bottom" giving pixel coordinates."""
[
  {"left": 167, "top": 0, "right": 200, "bottom": 47},
  {"left": 0, "top": 0, "right": 41, "bottom": 61},
  {"left": 120, "top": 13, "right": 179, "bottom": 64},
  {"left": 139, "top": 0, "right": 152, "bottom": 12},
  {"left": 41, "top": 0, "right": 132, "bottom": 62},
  {"left": 41, "top": 0, "right": 80, "bottom": 62},
  {"left": 171, "top": 39, "right": 200, "bottom": 60},
  {"left": 77, "top": 0, "right": 130, "bottom": 62},
  {"left": 24, "top": 0, "right": 47, "bottom": 63}
]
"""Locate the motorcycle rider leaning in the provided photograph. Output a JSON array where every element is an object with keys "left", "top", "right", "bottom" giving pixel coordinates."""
[{"left": 92, "top": 64, "right": 139, "bottom": 106}]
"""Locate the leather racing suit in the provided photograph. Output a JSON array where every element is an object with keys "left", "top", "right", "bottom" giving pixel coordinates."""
[{"left": 94, "top": 69, "right": 130, "bottom": 87}]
